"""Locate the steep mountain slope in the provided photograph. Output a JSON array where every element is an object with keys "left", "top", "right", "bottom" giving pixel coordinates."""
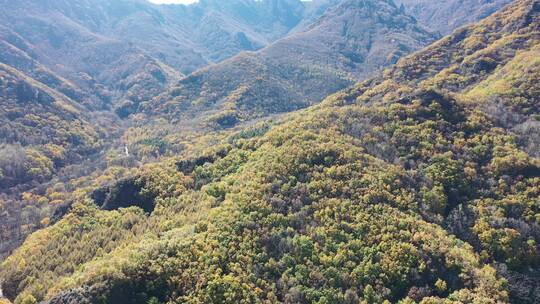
[
  {"left": 2, "top": 0, "right": 539, "bottom": 303},
  {"left": 0, "top": 62, "right": 113, "bottom": 260},
  {"left": 0, "top": 0, "right": 322, "bottom": 259},
  {"left": 0, "top": 24, "right": 131, "bottom": 260},
  {"left": 142, "top": 0, "right": 437, "bottom": 128},
  {"left": 395, "top": 0, "right": 514, "bottom": 34},
  {"left": 290, "top": 0, "right": 343, "bottom": 32},
  {"left": 0, "top": 64, "right": 108, "bottom": 189}
]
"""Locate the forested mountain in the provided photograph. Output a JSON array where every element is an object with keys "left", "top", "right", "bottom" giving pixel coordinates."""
[
  {"left": 0, "top": 0, "right": 333, "bottom": 259},
  {"left": 0, "top": 62, "right": 113, "bottom": 261},
  {"left": 395, "top": 0, "right": 514, "bottom": 34},
  {"left": 1, "top": 0, "right": 539, "bottom": 303},
  {"left": 0, "top": 0, "right": 520, "bottom": 279},
  {"left": 0, "top": 0, "right": 321, "bottom": 112},
  {"left": 142, "top": 0, "right": 438, "bottom": 129}
]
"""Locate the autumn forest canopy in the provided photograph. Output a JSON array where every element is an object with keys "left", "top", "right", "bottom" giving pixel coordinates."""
[{"left": 0, "top": 0, "right": 539, "bottom": 303}]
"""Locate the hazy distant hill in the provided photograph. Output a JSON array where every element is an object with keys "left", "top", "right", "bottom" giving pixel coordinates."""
[
  {"left": 395, "top": 0, "right": 514, "bottom": 34},
  {"left": 0, "top": 0, "right": 320, "bottom": 111},
  {"left": 143, "top": 0, "right": 437, "bottom": 129}
]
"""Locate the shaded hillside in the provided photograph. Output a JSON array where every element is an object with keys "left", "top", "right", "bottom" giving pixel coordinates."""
[
  {"left": 0, "top": 25, "right": 96, "bottom": 107},
  {"left": 0, "top": 62, "right": 114, "bottom": 260},
  {"left": 395, "top": 0, "right": 514, "bottom": 34},
  {"left": 143, "top": 0, "right": 437, "bottom": 128},
  {"left": 2, "top": 0, "right": 539, "bottom": 303},
  {"left": 0, "top": 63, "right": 109, "bottom": 189}
]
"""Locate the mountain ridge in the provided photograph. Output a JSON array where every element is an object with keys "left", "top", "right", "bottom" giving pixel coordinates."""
[
  {"left": 141, "top": 0, "right": 438, "bottom": 128},
  {"left": 395, "top": 0, "right": 514, "bottom": 34}
]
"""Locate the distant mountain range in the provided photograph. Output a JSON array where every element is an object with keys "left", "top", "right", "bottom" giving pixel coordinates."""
[
  {"left": 0, "top": 0, "right": 329, "bottom": 111},
  {"left": 142, "top": 0, "right": 437, "bottom": 128}
]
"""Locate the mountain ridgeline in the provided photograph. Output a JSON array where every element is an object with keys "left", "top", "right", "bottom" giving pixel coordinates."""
[
  {"left": 142, "top": 0, "right": 438, "bottom": 129},
  {"left": 1, "top": 0, "right": 539, "bottom": 303}
]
